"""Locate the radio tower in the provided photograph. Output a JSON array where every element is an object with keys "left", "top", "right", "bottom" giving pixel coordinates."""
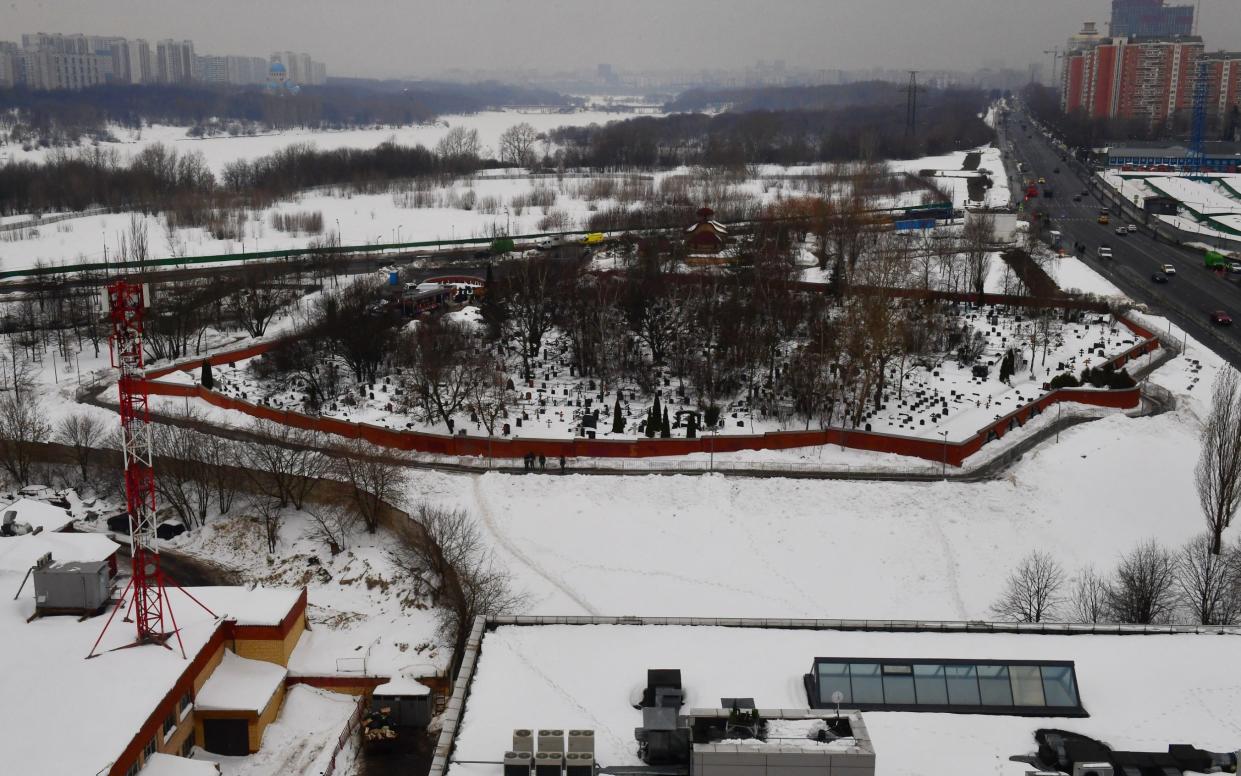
[{"left": 88, "top": 280, "right": 214, "bottom": 659}]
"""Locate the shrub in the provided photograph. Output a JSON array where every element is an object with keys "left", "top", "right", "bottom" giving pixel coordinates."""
[{"left": 1048, "top": 372, "right": 1079, "bottom": 390}]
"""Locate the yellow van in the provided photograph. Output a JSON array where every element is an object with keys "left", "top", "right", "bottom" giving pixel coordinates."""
[{"left": 581, "top": 232, "right": 605, "bottom": 245}]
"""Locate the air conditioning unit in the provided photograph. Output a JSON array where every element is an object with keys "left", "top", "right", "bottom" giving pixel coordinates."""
[
  {"left": 504, "top": 751, "right": 533, "bottom": 776},
  {"left": 567, "top": 730, "right": 594, "bottom": 754},
  {"left": 565, "top": 752, "right": 594, "bottom": 776},
  {"left": 537, "top": 729, "right": 565, "bottom": 754},
  {"left": 1074, "top": 764, "right": 1114, "bottom": 776},
  {"left": 534, "top": 751, "right": 563, "bottom": 776},
  {"left": 513, "top": 729, "right": 534, "bottom": 753}
]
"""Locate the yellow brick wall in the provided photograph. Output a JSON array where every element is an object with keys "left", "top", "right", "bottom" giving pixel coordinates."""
[
  {"left": 234, "top": 611, "right": 307, "bottom": 667},
  {"left": 160, "top": 711, "right": 195, "bottom": 756},
  {"left": 192, "top": 642, "right": 226, "bottom": 694},
  {"left": 249, "top": 681, "right": 287, "bottom": 751}
]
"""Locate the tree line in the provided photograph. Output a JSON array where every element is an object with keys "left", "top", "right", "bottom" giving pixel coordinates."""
[
  {"left": 551, "top": 88, "right": 994, "bottom": 168},
  {"left": 0, "top": 80, "right": 572, "bottom": 150}
]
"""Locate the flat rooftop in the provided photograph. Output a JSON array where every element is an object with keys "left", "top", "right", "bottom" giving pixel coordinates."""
[
  {"left": 0, "top": 578, "right": 301, "bottom": 776},
  {"left": 449, "top": 623, "right": 1241, "bottom": 776}
]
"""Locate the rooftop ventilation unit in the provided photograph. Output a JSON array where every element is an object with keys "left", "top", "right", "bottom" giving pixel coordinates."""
[
  {"left": 537, "top": 729, "right": 564, "bottom": 754},
  {"left": 564, "top": 752, "right": 594, "bottom": 776},
  {"left": 534, "top": 751, "right": 563, "bottom": 776},
  {"left": 641, "top": 669, "right": 683, "bottom": 708},
  {"left": 567, "top": 730, "right": 594, "bottom": 754},
  {"left": 513, "top": 730, "right": 534, "bottom": 753},
  {"left": 1073, "top": 765, "right": 1113, "bottom": 776},
  {"left": 504, "top": 751, "right": 533, "bottom": 776}
]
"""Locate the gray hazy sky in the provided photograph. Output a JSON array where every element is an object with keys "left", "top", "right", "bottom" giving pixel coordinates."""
[{"left": 3, "top": 0, "right": 1240, "bottom": 79}]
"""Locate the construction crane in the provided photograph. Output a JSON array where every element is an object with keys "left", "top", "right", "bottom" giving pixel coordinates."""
[{"left": 88, "top": 280, "right": 213, "bottom": 659}]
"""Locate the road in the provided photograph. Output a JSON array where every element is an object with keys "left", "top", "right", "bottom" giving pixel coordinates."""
[{"left": 1001, "top": 106, "right": 1241, "bottom": 368}]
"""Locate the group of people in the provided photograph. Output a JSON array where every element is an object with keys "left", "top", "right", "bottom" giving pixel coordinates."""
[{"left": 522, "top": 452, "right": 566, "bottom": 472}]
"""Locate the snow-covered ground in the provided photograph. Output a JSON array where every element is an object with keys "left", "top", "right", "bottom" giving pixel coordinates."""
[
  {"left": 0, "top": 145, "right": 1005, "bottom": 273},
  {"left": 1100, "top": 169, "right": 1241, "bottom": 243},
  {"left": 0, "top": 109, "right": 651, "bottom": 175}
]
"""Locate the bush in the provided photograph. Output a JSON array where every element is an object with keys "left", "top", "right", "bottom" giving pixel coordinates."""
[{"left": 1048, "top": 372, "right": 1079, "bottom": 390}]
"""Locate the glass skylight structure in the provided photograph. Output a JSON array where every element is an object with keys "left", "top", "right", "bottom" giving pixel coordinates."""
[{"left": 807, "top": 658, "right": 1085, "bottom": 716}]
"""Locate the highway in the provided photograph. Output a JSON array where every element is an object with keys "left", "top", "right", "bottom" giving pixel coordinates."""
[{"left": 1001, "top": 106, "right": 1241, "bottom": 368}]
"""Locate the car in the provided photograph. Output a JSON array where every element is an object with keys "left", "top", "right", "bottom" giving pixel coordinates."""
[
  {"left": 1115, "top": 226, "right": 1127, "bottom": 235},
  {"left": 1151, "top": 272, "right": 1169, "bottom": 283},
  {"left": 472, "top": 250, "right": 491, "bottom": 259},
  {"left": 1127, "top": 224, "right": 1137, "bottom": 233},
  {"left": 1098, "top": 213, "right": 1110, "bottom": 224},
  {"left": 1038, "top": 177, "right": 1047, "bottom": 184},
  {"left": 1072, "top": 194, "right": 1082, "bottom": 202},
  {"left": 1081, "top": 190, "right": 1089, "bottom": 197},
  {"left": 1211, "top": 310, "right": 1233, "bottom": 326},
  {"left": 1053, "top": 167, "right": 1060, "bottom": 173},
  {"left": 1098, "top": 246, "right": 1113, "bottom": 260},
  {"left": 1229, "top": 262, "right": 1241, "bottom": 274},
  {"left": 1161, "top": 263, "right": 1176, "bottom": 275}
]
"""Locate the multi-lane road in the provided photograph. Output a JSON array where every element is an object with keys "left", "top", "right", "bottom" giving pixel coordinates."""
[{"left": 1001, "top": 107, "right": 1241, "bottom": 368}]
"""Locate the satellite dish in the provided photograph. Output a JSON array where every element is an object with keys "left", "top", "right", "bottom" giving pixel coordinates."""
[{"left": 831, "top": 691, "right": 844, "bottom": 704}]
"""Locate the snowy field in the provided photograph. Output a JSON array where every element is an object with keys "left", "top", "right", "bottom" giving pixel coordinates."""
[
  {"left": 0, "top": 143, "right": 1006, "bottom": 273},
  {"left": 0, "top": 108, "right": 650, "bottom": 175}
]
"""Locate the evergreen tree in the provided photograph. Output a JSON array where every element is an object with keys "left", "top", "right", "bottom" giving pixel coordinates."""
[
  {"left": 686, "top": 413, "right": 697, "bottom": 439},
  {"left": 612, "top": 396, "right": 624, "bottom": 434},
  {"left": 999, "top": 349, "right": 1014, "bottom": 383},
  {"left": 645, "top": 404, "right": 656, "bottom": 438},
  {"left": 201, "top": 360, "right": 214, "bottom": 390},
  {"left": 652, "top": 394, "right": 662, "bottom": 433},
  {"left": 661, "top": 408, "right": 671, "bottom": 439}
]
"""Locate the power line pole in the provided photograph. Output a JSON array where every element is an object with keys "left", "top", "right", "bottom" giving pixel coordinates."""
[{"left": 905, "top": 70, "right": 919, "bottom": 137}]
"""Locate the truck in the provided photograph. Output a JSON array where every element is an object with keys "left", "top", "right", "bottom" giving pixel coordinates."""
[
  {"left": 1049, "top": 230, "right": 1062, "bottom": 249},
  {"left": 1205, "top": 250, "right": 1229, "bottom": 269}
]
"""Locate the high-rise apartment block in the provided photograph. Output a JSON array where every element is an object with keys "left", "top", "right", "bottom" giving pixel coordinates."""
[{"left": 0, "top": 31, "right": 326, "bottom": 89}]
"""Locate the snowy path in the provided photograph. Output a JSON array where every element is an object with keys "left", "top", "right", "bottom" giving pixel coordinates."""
[{"left": 471, "top": 475, "right": 601, "bottom": 615}]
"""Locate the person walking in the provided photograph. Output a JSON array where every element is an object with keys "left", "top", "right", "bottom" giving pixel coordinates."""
[
  {"left": 539, "top": 453, "right": 546, "bottom": 470},
  {"left": 559, "top": 455, "right": 566, "bottom": 473}
]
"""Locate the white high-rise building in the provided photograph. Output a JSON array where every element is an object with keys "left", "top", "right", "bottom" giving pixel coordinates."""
[{"left": 156, "top": 39, "right": 194, "bottom": 83}]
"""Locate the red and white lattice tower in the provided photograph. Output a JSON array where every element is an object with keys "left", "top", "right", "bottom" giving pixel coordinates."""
[{"left": 89, "top": 280, "right": 213, "bottom": 659}]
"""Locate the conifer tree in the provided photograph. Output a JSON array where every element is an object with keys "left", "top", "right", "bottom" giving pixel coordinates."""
[
  {"left": 661, "top": 408, "right": 671, "bottom": 439},
  {"left": 612, "top": 395, "right": 624, "bottom": 434},
  {"left": 201, "top": 360, "right": 214, "bottom": 390}
]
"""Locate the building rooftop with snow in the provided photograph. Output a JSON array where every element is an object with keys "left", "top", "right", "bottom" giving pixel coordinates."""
[{"left": 437, "top": 617, "right": 1241, "bottom": 776}]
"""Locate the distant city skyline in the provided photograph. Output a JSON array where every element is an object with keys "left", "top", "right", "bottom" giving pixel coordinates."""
[{"left": 4, "top": 0, "right": 1240, "bottom": 82}]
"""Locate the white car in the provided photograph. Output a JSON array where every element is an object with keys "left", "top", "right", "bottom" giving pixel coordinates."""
[
  {"left": 1098, "top": 247, "right": 1113, "bottom": 260},
  {"left": 1161, "top": 263, "right": 1176, "bottom": 275},
  {"left": 1127, "top": 224, "right": 1137, "bottom": 233}
]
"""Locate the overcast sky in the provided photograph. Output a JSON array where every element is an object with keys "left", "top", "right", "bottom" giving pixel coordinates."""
[{"left": 4, "top": 0, "right": 1240, "bottom": 79}]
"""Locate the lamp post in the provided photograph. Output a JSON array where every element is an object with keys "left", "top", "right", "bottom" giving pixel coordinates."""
[{"left": 939, "top": 430, "right": 949, "bottom": 479}]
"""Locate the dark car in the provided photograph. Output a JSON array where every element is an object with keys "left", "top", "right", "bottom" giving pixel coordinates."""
[
  {"left": 1053, "top": 167, "right": 1060, "bottom": 173},
  {"left": 1072, "top": 194, "right": 1082, "bottom": 202},
  {"left": 1151, "top": 272, "right": 1168, "bottom": 283},
  {"left": 1210, "top": 310, "right": 1233, "bottom": 326},
  {"left": 473, "top": 250, "right": 491, "bottom": 260}
]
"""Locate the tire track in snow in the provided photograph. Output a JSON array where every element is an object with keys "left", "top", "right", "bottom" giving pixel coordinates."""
[
  {"left": 926, "top": 502, "right": 969, "bottom": 619},
  {"left": 471, "top": 475, "right": 600, "bottom": 615}
]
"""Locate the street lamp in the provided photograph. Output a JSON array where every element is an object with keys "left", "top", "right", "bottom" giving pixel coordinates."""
[{"left": 939, "top": 430, "right": 949, "bottom": 479}]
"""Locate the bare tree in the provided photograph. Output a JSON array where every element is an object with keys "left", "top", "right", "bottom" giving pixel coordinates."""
[
  {"left": 1106, "top": 540, "right": 1178, "bottom": 624},
  {"left": 0, "top": 364, "right": 51, "bottom": 486},
  {"left": 1068, "top": 566, "right": 1109, "bottom": 623},
  {"left": 1176, "top": 533, "right": 1241, "bottom": 625},
  {"left": 54, "top": 411, "right": 106, "bottom": 483},
  {"left": 498, "top": 122, "right": 540, "bottom": 167},
  {"left": 331, "top": 439, "right": 407, "bottom": 534},
  {"left": 306, "top": 500, "right": 361, "bottom": 555},
  {"left": 466, "top": 367, "right": 510, "bottom": 436},
  {"left": 989, "top": 550, "right": 1065, "bottom": 623},
  {"left": 962, "top": 213, "right": 995, "bottom": 297},
  {"left": 150, "top": 417, "right": 212, "bottom": 528},
  {"left": 435, "top": 126, "right": 481, "bottom": 164},
  {"left": 390, "top": 504, "right": 526, "bottom": 663},
  {"left": 246, "top": 495, "right": 283, "bottom": 554},
  {"left": 1196, "top": 369, "right": 1241, "bottom": 554},
  {"left": 242, "top": 421, "right": 329, "bottom": 509},
  {"left": 226, "top": 267, "right": 294, "bottom": 338}
]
